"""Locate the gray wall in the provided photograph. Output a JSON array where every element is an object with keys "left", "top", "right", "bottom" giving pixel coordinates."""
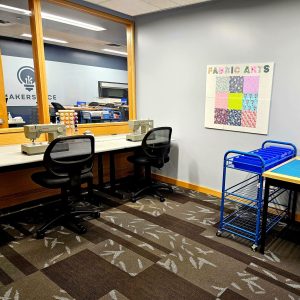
[
  {"left": 135, "top": 0, "right": 300, "bottom": 192},
  {"left": 0, "top": 37, "right": 127, "bottom": 70}
]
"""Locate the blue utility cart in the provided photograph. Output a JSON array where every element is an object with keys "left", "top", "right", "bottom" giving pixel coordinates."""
[{"left": 217, "top": 140, "right": 297, "bottom": 251}]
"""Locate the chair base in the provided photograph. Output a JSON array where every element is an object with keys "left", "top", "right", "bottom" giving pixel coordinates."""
[
  {"left": 130, "top": 181, "right": 173, "bottom": 203},
  {"left": 35, "top": 209, "right": 100, "bottom": 239}
]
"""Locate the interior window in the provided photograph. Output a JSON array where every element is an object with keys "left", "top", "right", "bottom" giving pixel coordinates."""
[
  {"left": 40, "top": 0, "right": 128, "bottom": 126},
  {"left": 0, "top": 0, "right": 38, "bottom": 127}
]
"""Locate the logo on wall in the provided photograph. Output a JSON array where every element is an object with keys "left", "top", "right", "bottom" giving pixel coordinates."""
[{"left": 17, "top": 66, "right": 35, "bottom": 92}]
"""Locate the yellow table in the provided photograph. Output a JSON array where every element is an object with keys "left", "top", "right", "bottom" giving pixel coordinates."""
[{"left": 260, "top": 156, "right": 300, "bottom": 253}]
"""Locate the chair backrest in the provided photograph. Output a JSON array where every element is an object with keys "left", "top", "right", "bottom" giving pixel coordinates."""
[
  {"left": 51, "top": 102, "right": 65, "bottom": 112},
  {"left": 88, "top": 102, "right": 100, "bottom": 107},
  {"left": 142, "top": 127, "right": 172, "bottom": 168},
  {"left": 43, "top": 135, "right": 95, "bottom": 178},
  {"left": 119, "top": 106, "right": 129, "bottom": 121}
]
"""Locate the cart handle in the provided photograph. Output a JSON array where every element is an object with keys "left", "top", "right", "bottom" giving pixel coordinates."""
[{"left": 262, "top": 140, "right": 297, "bottom": 155}]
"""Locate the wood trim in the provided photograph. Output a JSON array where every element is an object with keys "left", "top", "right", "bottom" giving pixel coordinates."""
[
  {"left": 0, "top": 131, "right": 46, "bottom": 145},
  {"left": 0, "top": 0, "right": 136, "bottom": 144},
  {"left": 47, "top": 0, "right": 133, "bottom": 25},
  {"left": 46, "top": 0, "right": 136, "bottom": 120},
  {"left": 0, "top": 124, "right": 129, "bottom": 145},
  {"left": 0, "top": 128, "right": 23, "bottom": 134},
  {"left": 127, "top": 24, "right": 136, "bottom": 120},
  {"left": 152, "top": 173, "right": 222, "bottom": 198},
  {"left": 0, "top": 50, "right": 8, "bottom": 128},
  {"left": 263, "top": 156, "right": 300, "bottom": 185},
  {"left": 28, "top": 0, "right": 50, "bottom": 125},
  {"left": 154, "top": 173, "right": 300, "bottom": 222}
]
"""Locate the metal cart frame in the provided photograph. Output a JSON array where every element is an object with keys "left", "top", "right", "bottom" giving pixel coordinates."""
[{"left": 217, "top": 140, "right": 297, "bottom": 251}]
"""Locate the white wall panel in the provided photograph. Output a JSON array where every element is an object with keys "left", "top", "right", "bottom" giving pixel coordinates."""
[{"left": 3, "top": 55, "right": 128, "bottom": 106}]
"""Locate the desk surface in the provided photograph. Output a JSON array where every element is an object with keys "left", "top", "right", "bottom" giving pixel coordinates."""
[
  {"left": 64, "top": 106, "right": 100, "bottom": 111},
  {"left": 0, "top": 134, "right": 141, "bottom": 169},
  {"left": 263, "top": 156, "right": 300, "bottom": 185},
  {"left": 8, "top": 120, "right": 26, "bottom": 124}
]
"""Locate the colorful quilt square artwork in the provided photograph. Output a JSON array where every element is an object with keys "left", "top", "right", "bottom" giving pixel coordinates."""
[
  {"left": 228, "top": 109, "right": 242, "bottom": 126},
  {"left": 242, "top": 94, "right": 258, "bottom": 111},
  {"left": 214, "top": 108, "right": 228, "bottom": 124},
  {"left": 215, "top": 92, "right": 228, "bottom": 109},
  {"left": 243, "top": 76, "right": 259, "bottom": 94},
  {"left": 242, "top": 111, "right": 257, "bottom": 128},
  {"left": 205, "top": 63, "right": 274, "bottom": 134},
  {"left": 229, "top": 76, "right": 244, "bottom": 93},
  {"left": 228, "top": 93, "right": 243, "bottom": 110},
  {"left": 216, "top": 77, "right": 230, "bottom": 92}
]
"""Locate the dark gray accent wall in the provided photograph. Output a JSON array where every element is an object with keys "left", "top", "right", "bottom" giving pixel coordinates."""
[{"left": 0, "top": 37, "right": 127, "bottom": 71}]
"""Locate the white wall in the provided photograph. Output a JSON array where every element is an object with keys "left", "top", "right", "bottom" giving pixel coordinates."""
[
  {"left": 135, "top": 0, "right": 300, "bottom": 191},
  {"left": 46, "top": 60, "right": 128, "bottom": 105},
  {"left": 3, "top": 55, "right": 128, "bottom": 106}
]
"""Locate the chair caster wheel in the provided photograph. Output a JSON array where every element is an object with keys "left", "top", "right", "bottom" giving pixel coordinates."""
[
  {"left": 130, "top": 193, "right": 137, "bottom": 203},
  {"left": 77, "top": 224, "right": 87, "bottom": 234},
  {"left": 160, "top": 197, "right": 165, "bottom": 202},
  {"left": 92, "top": 211, "right": 100, "bottom": 218},
  {"left": 36, "top": 231, "right": 45, "bottom": 239},
  {"left": 251, "top": 244, "right": 258, "bottom": 252},
  {"left": 216, "top": 230, "right": 222, "bottom": 237}
]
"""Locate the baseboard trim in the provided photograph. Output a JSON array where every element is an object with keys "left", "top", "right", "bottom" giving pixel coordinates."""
[
  {"left": 152, "top": 173, "right": 222, "bottom": 198},
  {"left": 153, "top": 173, "right": 300, "bottom": 222}
]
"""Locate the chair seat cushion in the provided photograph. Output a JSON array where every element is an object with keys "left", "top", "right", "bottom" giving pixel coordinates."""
[
  {"left": 127, "top": 155, "right": 169, "bottom": 169},
  {"left": 127, "top": 155, "right": 152, "bottom": 165},
  {"left": 32, "top": 171, "right": 93, "bottom": 189}
]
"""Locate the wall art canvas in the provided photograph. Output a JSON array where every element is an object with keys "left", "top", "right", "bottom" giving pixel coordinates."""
[{"left": 204, "top": 62, "right": 274, "bottom": 134}]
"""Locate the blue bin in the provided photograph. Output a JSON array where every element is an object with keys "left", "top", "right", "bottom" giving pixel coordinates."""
[{"left": 233, "top": 146, "right": 294, "bottom": 172}]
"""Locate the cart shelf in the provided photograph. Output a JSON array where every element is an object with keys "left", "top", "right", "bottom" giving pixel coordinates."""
[{"left": 221, "top": 205, "right": 287, "bottom": 243}]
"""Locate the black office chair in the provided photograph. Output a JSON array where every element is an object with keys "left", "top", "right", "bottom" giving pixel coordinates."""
[
  {"left": 31, "top": 135, "right": 99, "bottom": 239},
  {"left": 88, "top": 102, "right": 100, "bottom": 107},
  {"left": 119, "top": 106, "right": 129, "bottom": 121},
  {"left": 127, "top": 127, "right": 173, "bottom": 202},
  {"left": 51, "top": 102, "right": 65, "bottom": 112}
]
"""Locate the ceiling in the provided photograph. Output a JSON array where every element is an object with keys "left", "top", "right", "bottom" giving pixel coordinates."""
[
  {"left": 0, "top": 0, "right": 213, "bottom": 56},
  {"left": 83, "top": 0, "right": 213, "bottom": 16}
]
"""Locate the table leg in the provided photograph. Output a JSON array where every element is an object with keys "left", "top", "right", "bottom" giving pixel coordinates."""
[
  {"left": 97, "top": 153, "right": 104, "bottom": 188},
  {"left": 287, "top": 190, "right": 293, "bottom": 219},
  {"left": 109, "top": 152, "right": 116, "bottom": 190},
  {"left": 291, "top": 190, "right": 298, "bottom": 223},
  {"left": 260, "top": 179, "right": 270, "bottom": 254}
]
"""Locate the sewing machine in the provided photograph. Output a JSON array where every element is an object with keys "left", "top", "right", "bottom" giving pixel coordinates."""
[
  {"left": 21, "top": 124, "right": 66, "bottom": 155},
  {"left": 126, "top": 120, "right": 154, "bottom": 141}
]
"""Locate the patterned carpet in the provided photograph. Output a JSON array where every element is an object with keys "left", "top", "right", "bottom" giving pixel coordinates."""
[{"left": 0, "top": 187, "right": 299, "bottom": 300}]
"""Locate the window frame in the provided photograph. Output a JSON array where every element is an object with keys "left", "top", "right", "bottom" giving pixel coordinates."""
[{"left": 0, "top": 0, "right": 136, "bottom": 139}]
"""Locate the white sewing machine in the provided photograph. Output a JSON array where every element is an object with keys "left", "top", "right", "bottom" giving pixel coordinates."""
[
  {"left": 21, "top": 124, "right": 66, "bottom": 155},
  {"left": 126, "top": 120, "right": 154, "bottom": 142}
]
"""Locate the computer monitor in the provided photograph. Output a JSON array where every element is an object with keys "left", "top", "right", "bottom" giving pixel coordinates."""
[
  {"left": 77, "top": 101, "right": 86, "bottom": 106},
  {"left": 98, "top": 81, "right": 128, "bottom": 99},
  {"left": 121, "top": 98, "right": 128, "bottom": 105}
]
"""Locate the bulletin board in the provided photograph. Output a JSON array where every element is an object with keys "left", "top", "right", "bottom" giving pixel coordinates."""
[{"left": 204, "top": 62, "right": 274, "bottom": 134}]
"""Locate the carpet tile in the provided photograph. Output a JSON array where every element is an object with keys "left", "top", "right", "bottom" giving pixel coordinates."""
[
  {"left": 99, "top": 290, "right": 129, "bottom": 300},
  {"left": 0, "top": 186, "right": 299, "bottom": 299},
  {"left": 90, "top": 239, "right": 154, "bottom": 276}
]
